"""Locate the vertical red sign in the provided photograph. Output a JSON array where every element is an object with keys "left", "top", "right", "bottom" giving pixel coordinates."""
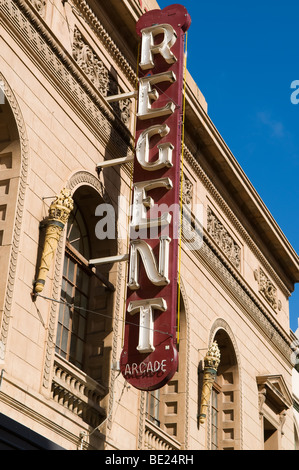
[{"left": 120, "top": 5, "right": 191, "bottom": 391}]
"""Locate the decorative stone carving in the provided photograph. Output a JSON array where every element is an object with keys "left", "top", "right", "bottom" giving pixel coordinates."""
[
  {"left": 30, "top": 0, "right": 46, "bottom": 17},
  {"left": 207, "top": 206, "right": 241, "bottom": 270},
  {"left": 254, "top": 267, "right": 281, "bottom": 311},
  {"left": 34, "top": 188, "right": 73, "bottom": 294},
  {"left": 184, "top": 145, "right": 290, "bottom": 298},
  {"left": 199, "top": 341, "right": 221, "bottom": 424},
  {"left": 73, "top": 27, "right": 109, "bottom": 96},
  {"left": 72, "top": 27, "right": 131, "bottom": 124},
  {"left": 181, "top": 174, "right": 193, "bottom": 205},
  {"left": 72, "top": 0, "right": 136, "bottom": 85},
  {"left": 114, "top": 98, "right": 131, "bottom": 125}
]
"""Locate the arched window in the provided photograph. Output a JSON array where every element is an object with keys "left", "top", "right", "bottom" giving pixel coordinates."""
[
  {"left": 54, "top": 185, "right": 117, "bottom": 386},
  {"left": 210, "top": 329, "right": 241, "bottom": 450}
]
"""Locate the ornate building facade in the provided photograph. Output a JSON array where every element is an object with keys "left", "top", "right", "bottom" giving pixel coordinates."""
[{"left": 0, "top": 0, "right": 298, "bottom": 450}]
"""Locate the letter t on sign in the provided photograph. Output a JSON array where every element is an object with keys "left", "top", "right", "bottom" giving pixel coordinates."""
[{"left": 128, "top": 298, "right": 167, "bottom": 353}]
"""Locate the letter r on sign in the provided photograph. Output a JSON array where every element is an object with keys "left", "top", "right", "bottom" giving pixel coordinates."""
[{"left": 139, "top": 23, "right": 178, "bottom": 70}]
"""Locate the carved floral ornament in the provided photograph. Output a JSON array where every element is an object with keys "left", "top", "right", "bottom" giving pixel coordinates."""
[
  {"left": 181, "top": 174, "right": 193, "bottom": 206},
  {"left": 30, "top": 0, "right": 46, "bottom": 17},
  {"left": 207, "top": 206, "right": 241, "bottom": 270},
  {"left": 72, "top": 27, "right": 131, "bottom": 124},
  {"left": 254, "top": 267, "right": 282, "bottom": 311}
]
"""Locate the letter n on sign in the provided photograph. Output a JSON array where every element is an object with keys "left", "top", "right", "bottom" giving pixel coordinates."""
[{"left": 120, "top": 5, "right": 191, "bottom": 391}]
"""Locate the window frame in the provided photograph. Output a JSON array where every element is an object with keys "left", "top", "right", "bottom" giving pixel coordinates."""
[{"left": 55, "top": 242, "right": 93, "bottom": 370}]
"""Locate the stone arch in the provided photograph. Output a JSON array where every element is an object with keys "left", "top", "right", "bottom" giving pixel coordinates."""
[
  {"left": 42, "top": 170, "right": 125, "bottom": 401},
  {"left": 0, "top": 73, "right": 29, "bottom": 360}
]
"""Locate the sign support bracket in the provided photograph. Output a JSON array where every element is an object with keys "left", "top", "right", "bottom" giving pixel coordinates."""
[
  {"left": 89, "top": 254, "right": 129, "bottom": 266},
  {"left": 96, "top": 155, "right": 134, "bottom": 174},
  {"left": 106, "top": 90, "right": 137, "bottom": 103}
]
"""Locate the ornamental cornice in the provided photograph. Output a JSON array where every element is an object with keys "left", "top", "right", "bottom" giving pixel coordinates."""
[{"left": 183, "top": 144, "right": 292, "bottom": 298}]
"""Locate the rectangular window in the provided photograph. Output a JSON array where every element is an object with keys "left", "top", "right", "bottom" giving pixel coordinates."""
[
  {"left": 211, "top": 388, "right": 219, "bottom": 450},
  {"left": 146, "top": 390, "right": 160, "bottom": 427},
  {"left": 55, "top": 253, "right": 90, "bottom": 370}
]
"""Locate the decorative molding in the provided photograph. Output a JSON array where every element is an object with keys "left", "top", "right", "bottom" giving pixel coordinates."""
[
  {"left": 207, "top": 206, "right": 241, "bottom": 271},
  {"left": 183, "top": 145, "right": 291, "bottom": 297},
  {"left": 138, "top": 391, "right": 146, "bottom": 450},
  {"left": 41, "top": 222, "right": 64, "bottom": 390},
  {"left": 0, "top": 73, "right": 29, "bottom": 357},
  {"left": 254, "top": 267, "right": 282, "bottom": 311}
]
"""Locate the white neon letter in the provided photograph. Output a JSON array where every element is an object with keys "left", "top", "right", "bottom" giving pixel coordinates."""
[
  {"left": 139, "top": 24, "right": 177, "bottom": 70},
  {"left": 137, "top": 71, "right": 176, "bottom": 120},
  {"left": 130, "top": 177, "right": 173, "bottom": 231},
  {"left": 128, "top": 236, "right": 171, "bottom": 290},
  {"left": 136, "top": 124, "right": 174, "bottom": 171},
  {"left": 128, "top": 298, "right": 167, "bottom": 353}
]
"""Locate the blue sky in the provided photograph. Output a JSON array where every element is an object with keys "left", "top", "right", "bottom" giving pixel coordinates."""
[{"left": 158, "top": 0, "right": 299, "bottom": 331}]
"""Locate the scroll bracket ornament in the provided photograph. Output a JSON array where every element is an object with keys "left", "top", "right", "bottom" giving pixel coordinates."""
[
  {"left": 199, "top": 341, "right": 221, "bottom": 424},
  {"left": 254, "top": 267, "right": 282, "bottom": 311},
  {"left": 33, "top": 188, "right": 74, "bottom": 295}
]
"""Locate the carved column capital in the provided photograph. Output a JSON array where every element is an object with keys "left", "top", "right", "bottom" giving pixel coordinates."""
[{"left": 33, "top": 188, "right": 73, "bottom": 294}]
